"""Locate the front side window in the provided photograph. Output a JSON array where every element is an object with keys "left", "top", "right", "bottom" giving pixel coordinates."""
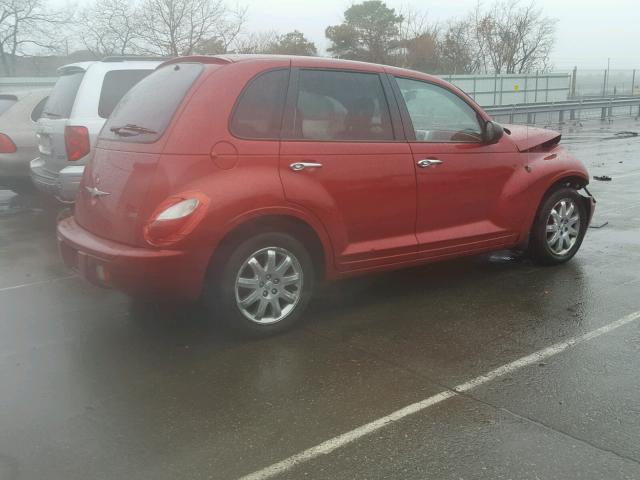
[
  {"left": 98, "top": 69, "right": 152, "bottom": 119},
  {"left": 293, "top": 70, "right": 394, "bottom": 141},
  {"left": 396, "top": 77, "right": 482, "bottom": 142},
  {"left": 230, "top": 69, "right": 289, "bottom": 139},
  {"left": 101, "top": 63, "right": 203, "bottom": 143}
]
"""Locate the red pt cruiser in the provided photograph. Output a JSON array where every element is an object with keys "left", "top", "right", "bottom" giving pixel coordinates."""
[{"left": 57, "top": 55, "right": 595, "bottom": 336}]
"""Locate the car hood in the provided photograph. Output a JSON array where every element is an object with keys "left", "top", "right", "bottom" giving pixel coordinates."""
[{"left": 502, "top": 124, "right": 561, "bottom": 152}]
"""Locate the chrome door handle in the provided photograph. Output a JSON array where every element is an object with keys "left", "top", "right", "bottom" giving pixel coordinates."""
[
  {"left": 290, "top": 162, "right": 323, "bottom": 171},
  {"left": 417, "top": 159, "right": 443, "bottom": 168}
]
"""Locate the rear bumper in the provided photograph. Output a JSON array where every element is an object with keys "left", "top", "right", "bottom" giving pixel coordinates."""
[
  {"left": 57, "top": 216, "right": 204, "bottom": 300},
  {"left": 30, "top": 157, "right": 60, "bottom": 196},
  {"left": 0, "top": 153, "right": 31, "bottom": 178},
  {"left": 58, "top": 165, "right": 84, "bottom": 202}
]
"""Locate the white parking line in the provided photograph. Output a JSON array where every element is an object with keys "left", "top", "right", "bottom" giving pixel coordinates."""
[
  {"left": 239, "top": 309, "right": 640, "bottom": 480},
  {"left": 0, "top": 275, "right": 75, "bottom": 293}
]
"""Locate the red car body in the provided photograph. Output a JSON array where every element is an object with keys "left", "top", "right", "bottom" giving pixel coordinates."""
[{"left": 57, "top": 55, "right": 594, "bottom": 301}]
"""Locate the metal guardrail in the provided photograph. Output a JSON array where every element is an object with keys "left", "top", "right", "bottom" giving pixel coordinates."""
[
  {"left": 0, "top": 77, "right": 57, "bottom": 93},
  {"left": 484, "top": 96, "right": 640, "bottom": 123}
]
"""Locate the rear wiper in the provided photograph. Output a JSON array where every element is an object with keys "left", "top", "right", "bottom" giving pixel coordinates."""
[
  {"left": 109, "top": 124, "right": 157, "bottom": 137},
  {"left": 43, "top": 111, "right": 62, "bottom": 118}
]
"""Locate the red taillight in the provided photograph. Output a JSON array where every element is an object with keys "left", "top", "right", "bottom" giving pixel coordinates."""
[
  {"left": 143, "top": 191, "right": 210, "bottom": 247},
  {"left": 0, "top": 133, "right": 16, "bottom": 153},
  {"left": 64, "top": 126, "right": 90, "bottom": 161}
]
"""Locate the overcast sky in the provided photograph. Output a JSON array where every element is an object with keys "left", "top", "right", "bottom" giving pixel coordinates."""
[
  {"left": 65, "top": 0, "right": 640, "bottom": 70},
  {"left": 240, "top": 0, "right": 639, "bottom": 70}
]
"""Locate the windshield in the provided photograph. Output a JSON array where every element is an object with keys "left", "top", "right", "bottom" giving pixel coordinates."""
[
  {"left": 101, "top": 63, "right": 203, "bottom": 143},
  {"left": 42, "top": 71, "right": 84, "bottom": 118}
]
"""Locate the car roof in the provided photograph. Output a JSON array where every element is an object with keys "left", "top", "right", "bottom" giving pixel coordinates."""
[
  {"left": 219, "top": 54, "right": 375, "bottom": 68},
  {"left": 159, "top": 54, "right": 442, "bottom": 83},
  {"left": 57, "top": 58, "right": 164, "bottom": 75}
]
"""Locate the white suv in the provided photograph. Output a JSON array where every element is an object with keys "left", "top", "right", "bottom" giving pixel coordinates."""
[{"left": 31, "top": 57, "right": 163, "bottom": 201}]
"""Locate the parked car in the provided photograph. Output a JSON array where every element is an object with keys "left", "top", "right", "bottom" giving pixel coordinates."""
[
  {"left": 31, "top": 57, "right": 163, "bottom": 202},
  {"left": 57, "top": 55, "right": 595, "bottom": 336},
  {"left": 0, "top": 90, "right": 49, "bottom": 192}
]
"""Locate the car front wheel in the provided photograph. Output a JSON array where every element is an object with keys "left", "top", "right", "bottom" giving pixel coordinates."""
[
  {"left": 206, "top": 232, "right": 315, "bottom": 337},
  {"left": 529, "top": 186, "right": 588, "bottom": 265}
]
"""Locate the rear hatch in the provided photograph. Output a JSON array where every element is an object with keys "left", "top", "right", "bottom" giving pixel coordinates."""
[
  {"left": 0, "top": 91, "right": 48, "bottom": 164},
  {"left": 36, "top": 66, "right": 86, "bottom": 176},
  {"left": 74, "top": 62, "right": 205, "bottom": 246}
]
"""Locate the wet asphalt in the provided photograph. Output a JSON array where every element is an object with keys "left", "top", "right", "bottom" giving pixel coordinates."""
[{"left": 1, "top": 118, "right": 640, "bottom": 480}]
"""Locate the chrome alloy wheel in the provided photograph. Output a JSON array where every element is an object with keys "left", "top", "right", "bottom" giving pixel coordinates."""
[
  {"left": 545, "top": 198, "right": 581, "bottom": 256},
  {"left": 234, "top": 247, "right": 303, "bottom": 324}
]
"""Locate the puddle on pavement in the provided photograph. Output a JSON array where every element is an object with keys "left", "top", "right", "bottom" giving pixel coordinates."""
[
  {"left": 0, "top": 189, "right": 46, "bottom": 217},
  {"left": 487, "top": 250, "right": 525, "bottom": 263}
]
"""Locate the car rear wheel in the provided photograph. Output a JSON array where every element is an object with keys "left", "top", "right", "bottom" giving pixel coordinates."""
[
  {"left": 529, "top": 186, "right": 588, "bottom": 265},
  {"left": 206, "top": 232, "right": 315, "bottom": 337}
]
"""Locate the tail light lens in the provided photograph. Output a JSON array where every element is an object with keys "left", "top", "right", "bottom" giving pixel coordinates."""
[
  {"left": 64, "top": 126, "right": 90, "bottom": 161},
  {"left": 0, "top": 133, "right": 16, "bottom": 153},
  {"left": 143, "top": 191, "right": 210, "bottom": 247}
]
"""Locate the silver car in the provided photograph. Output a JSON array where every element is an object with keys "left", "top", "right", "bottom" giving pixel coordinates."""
[
  {"left": 31, "top": 57, "right": 162, "bottom": 201},
  {"left": 0, "top": 90, "right": 49, "bottom": 192}
]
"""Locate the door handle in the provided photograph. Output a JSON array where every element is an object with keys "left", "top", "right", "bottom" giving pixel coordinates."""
[
  {"left": 417, "top": 158, "right": 443, "bottom": 168},
  {"left": 290, "top": 162, "right": 323, "bottom": 171}
]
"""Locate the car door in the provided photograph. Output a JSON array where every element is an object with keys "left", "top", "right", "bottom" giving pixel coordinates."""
[
  {"left": 279, "top": 66, "right": 417, "bottom": 271},
  {"left": 391, "top": 75, "right": 523, "bottom": 258}
]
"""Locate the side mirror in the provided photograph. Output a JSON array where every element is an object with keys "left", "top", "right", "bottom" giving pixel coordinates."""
[{"left": 483, "top": 121, "right": 504, "bottom": 145}]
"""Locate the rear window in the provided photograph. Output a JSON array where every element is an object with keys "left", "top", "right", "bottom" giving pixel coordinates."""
[
  {"left": 42, "top": 71, "right": 84, "bottom": 119},
  {"left": 0, "top": 95, "right": 17, "bottom": 116},
  {"left": 31, "top": 96, "right": 48, "bottom": 121},
  {"left": 98, "top": 69, "right": 152, "bottom": 118},
  {"left": 101, "top": 63, "right": 203, "bottom": 143}
]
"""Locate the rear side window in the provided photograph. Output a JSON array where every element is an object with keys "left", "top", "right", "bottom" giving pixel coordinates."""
[
  {"left": 0, "top": 95, "right": 17, "bottom": 116},
  {"left": 98, "top": 69, "right": 152, "bottom": 118},
  {"left": 42, "top": 71, "right": 84, "bottom": 119},
  {"left": 101, "top": 63, "right": 203, "bottom": 143},
  {"left": 230, "top": 69, "right": 289, "bottom": 139},
  {"left": 292, "top": 70, "right": 394, "bottom": 141},
  {"left": 31, "top": 96, "right": 48, "bottom": 121}
]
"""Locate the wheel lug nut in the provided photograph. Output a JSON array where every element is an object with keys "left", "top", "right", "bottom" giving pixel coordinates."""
[
  {"left": 263, "top": 290, "right": 268, "bottom": 297},
  {"left": 259, "top": 282, "right": 264, "bottom": 287},
  {"left": 271, "top": 288, "right": 278, "bottom": 294},
  {"left": 274, "top": 279, "right": 279, "bottom": 284},
  {"left": 266, "top": 274, "right": 271, "bottom": 280}
]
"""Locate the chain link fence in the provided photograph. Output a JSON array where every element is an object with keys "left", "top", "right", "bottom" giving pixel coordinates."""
[{"left": 570, "top": 68, "right": 639, "bottom": 98}]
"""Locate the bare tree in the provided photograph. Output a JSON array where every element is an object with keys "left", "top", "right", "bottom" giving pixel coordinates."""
[
  {"left": 0, "top": 0, "right": 70, "bottom": 75},
  {"left": 396, "top": 7, "right": 439, "bottom": 72},
  {"left": 137, "top": 0, "right": 246, "bottom": 56},
  {"left": 232, "top": 30, "right": 279, "bottom": 54},
  {"left": 471, "top": 1, "right": 556, "bottom": 74},
  {"left": 78, "top": 0, "right": 141, "bottom": 57},
  {"left": 437, "top": 19, "right": 480, "bottom": 74},
  {"left": 231, "top": 30, "right": 317, "bottom": 56}
]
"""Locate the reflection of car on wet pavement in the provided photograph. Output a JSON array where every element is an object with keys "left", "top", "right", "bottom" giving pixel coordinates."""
[
  {"left": 31, "top": 57, "right": 161, "bottom": 202},
  {"left": 56, "top": 55, "right": 595, "bottom": 337},
  {"left": 0, "top": 90, "right": 49, "bottom": 193}
]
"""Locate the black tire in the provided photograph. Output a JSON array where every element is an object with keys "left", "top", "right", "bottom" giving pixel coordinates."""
[
  {"left": 529, "top": 186, "right": 588, "bottom": 266},
  {"left": 204, "top": 232, "right": 315, "bottom": 337}
]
